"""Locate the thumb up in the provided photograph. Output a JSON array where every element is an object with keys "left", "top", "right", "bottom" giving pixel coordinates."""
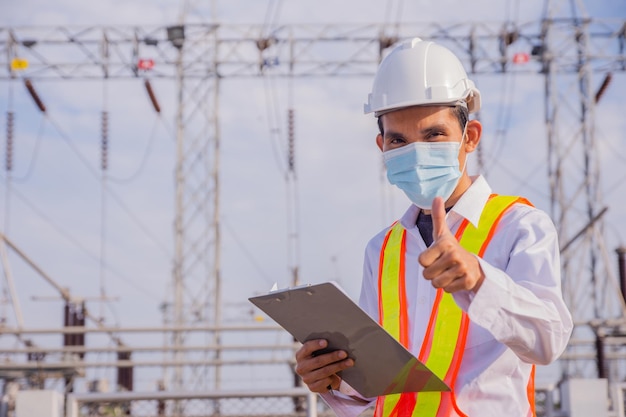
[
  {"left": 418, "top": 197, "right": 485, "bottom": 293},
  {"left": 431, "top": 196, "right": 453, "bottom": 242}
]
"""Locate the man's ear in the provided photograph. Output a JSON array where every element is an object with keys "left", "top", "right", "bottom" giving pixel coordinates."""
[
  {"left": 376, "top": 133, "right": 384, "bottom": 152},
  {"left": 464, "top": 119, "right": 482, "bottom": 153}
]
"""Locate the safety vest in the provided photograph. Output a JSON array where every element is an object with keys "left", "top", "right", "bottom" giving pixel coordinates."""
[{"left": 375, "top": 194, "right": 535, "bottom": 417}]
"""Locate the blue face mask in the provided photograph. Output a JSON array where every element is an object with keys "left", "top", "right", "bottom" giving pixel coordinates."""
[{"left": 383, "top": 136, "right": 466, "bottom": 210}]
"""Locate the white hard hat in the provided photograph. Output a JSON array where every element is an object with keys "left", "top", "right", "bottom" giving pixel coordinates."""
[{"left": 364, "top": 37, "right": 481, "bottom": 116}]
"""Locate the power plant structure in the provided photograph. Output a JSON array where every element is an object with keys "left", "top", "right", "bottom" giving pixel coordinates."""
[{"left": 1, "top": 0, "right": 626, "bottom": 415}]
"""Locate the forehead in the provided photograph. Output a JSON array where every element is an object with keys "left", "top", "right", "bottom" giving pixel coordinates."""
[{"left": 380, "top": 105, "right": 458, "bottom": 132}]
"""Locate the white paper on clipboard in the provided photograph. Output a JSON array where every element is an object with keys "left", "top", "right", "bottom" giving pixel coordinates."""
[{"left": 248, "top": 281, "right": 449, "bottom": 398}]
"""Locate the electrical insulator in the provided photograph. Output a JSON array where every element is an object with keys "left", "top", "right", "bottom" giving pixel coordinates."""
[
  {"left": 23, "top": 79, "right": 46, "bottom": 113},
  {"left": 595, "top": 72, "right": 612, "bottom": 104},
  {"left": 144, "top": 79, "right": 161, "bottom": 113},
  {"left": 6, "top": 111, "right": 14, "bottom": 172},
  {"left": 287, "top": 109, "right": 295, "bottom": 172},
  {"left": 101, "top": 111, "right": 108, "bottom": 171}
]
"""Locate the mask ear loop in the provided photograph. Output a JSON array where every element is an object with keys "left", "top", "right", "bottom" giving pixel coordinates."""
[{"left": 458, "top": 121, "right": 469, "bottom": 174}]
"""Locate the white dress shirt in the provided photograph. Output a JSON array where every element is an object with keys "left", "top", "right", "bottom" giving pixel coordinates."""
[{"left": 321, "top": 175, "right": 573, "bottom": 417}]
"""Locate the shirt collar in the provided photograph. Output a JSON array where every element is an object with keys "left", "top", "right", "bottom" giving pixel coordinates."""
[
  {"left": 449, "top": 175, "right": 492, "bottom": 228},
  {"left": 398, "top": 175, "right": 492, "bottom": 230}
]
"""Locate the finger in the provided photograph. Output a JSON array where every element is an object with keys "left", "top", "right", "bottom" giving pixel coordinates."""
[
  {"left": 431, "top": 196, "right": 450, "bottom": 240},
  {"left": 421, "top": 245, "right": 462, "bottom": 280},
  {"left": 328, "top": 374, "right": 342, "bottom": 391},
  {"left": 295, "top": 348, "right": 349, "bottom": 377},
  {"left": 435, "top": 274, "right": 476, "bottom": 293},
  {"left": 429, "top": 269, "right": 462, "bottom": 290},
  {"left": 427, "top": 255, "right": 484, "bottom": 293},
  {"left": 295, "top": 339, "right": 327, "bottom": 362},
  {"left": 301, "top": 357, "right": 354, "bottom": 392}
]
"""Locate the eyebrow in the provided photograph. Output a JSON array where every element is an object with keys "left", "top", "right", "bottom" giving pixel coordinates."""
[
  {"left": 383, "top": 129, "right": 407, "bottom": 141},
  {"left": 383, "top": 123, "right": 451, "bottom": 140},
  {"left": 419, "top": 123, "right": 450, "bottom": 136}
]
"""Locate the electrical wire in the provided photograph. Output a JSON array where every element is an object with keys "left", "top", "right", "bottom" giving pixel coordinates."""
[
  {"left": 262, "top": 70, "right": 288, "bottom": 177},
  {"left": 107, "top": 117, "right": 161, "bottom": 184},
  {"left": 486, "top": 0, "right": 550, "bottom": 201},
  {"left": 0, "top": 179, "right": 163, "bottom": 301},
  {"left": 9, "top": 117, "right": 47, "bottom": 184},
  {"left": 46, "top": 115, "right": 100, "bottom": 178},
  {"left": 259, "top": 0, "right": 288, "bottom": 178},
  {"left": 483, "top": 0, "right": 521, "bottom": 178},
  {"left": 1, "top": 102, "right": 173, "bottom": 309},
  {"left": 285, "top": 80, "right": 302, "bottom": 287},
  {"left": 260, "top": 0, "right": 304, "bottom": 291},
  {"left": 45, "top": 114, "right": 173, "bottom": 258},
  {"left": 482, "top": 72, "right": 518, "bottom": 178},
  {"left": 505, "top": 0, "right": 521, "bottom": 23},
  {"left": 222, "top": 218, "right": 275, "bottom": 288},
  {"left": 490, "top": 155, "right": 551, "bottom": 199},
  {"left": 383, "top": 0, "right": 404, "bottom": 37},
  {"left": 596, "top": 125, "right": 626, "bottom": 199},
  {"left": 261, "top": 0, "right": 283, "bottom": 39}
]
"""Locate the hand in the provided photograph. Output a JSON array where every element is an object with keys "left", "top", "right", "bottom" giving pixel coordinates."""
[
  {"left": 418, "top": 196, "right": 485, "bottom": 293},
  {"left": 294, "top": 339, "right": 354, "bottom": 393}
]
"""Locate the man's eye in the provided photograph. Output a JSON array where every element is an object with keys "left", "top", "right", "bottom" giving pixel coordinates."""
[{"left": 427, "top": 131, "right": 445, "bottom": 139}]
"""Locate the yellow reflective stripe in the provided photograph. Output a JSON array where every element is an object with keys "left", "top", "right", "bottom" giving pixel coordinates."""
[
  {"left": 412, "top": 291, "right": 462, "bottom": 417},
  {"left": 381, "top": 398, "right": 395, "bottom": 416},
  {"left": 425, "top": 293, "right": 462, "bottom": 377},
  {"left": 458, "top": 195, "right": 520, "bottom": 253},
  {"left": 412, "top": 392, "right": 439, "bottom": 417},
  {"left": 379, "top": 222, "right": 405, "bottom": 341},
  {"left": 379, "top": 222, "right": 406, "bottom": 417}
]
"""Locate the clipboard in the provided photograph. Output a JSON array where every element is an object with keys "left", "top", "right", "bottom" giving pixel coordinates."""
[{"left": 248, "top": 281, "right": 449, "bottom": 398}]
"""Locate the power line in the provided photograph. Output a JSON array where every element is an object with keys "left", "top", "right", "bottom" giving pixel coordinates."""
[
  {"left": 8, "top": 113, "right": 46, "bottom": 183},
  {"left": 262, "top": 74, "right": 287, "bottom": 177},
  {"left": 222, "top": 218, "right": 275, "bottom": 287},
  {"left": 42, "top": 114, "right": 173, "bottom": 258},
  {"left": 107, "top": 117, "right": 162, "bottom": 184},
  {"left": 0, "top": 180, "right": 163, "bottom": 301}
]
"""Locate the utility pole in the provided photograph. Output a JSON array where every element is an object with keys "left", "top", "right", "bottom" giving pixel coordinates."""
[{"left": 171, "top": 23, "right": 186, "bottom": 396}]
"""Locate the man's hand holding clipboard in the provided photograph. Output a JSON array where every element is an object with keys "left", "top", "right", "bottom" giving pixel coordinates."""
[
  {"left": 295, "top": 338, "right": 354, "bottom": 393},
  {"left": 249, "top": 282, "right": 449, "bottom": 398}
]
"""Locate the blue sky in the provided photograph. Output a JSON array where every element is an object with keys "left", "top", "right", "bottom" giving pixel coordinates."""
[{"left": 1, "top": 0, "right": 625, "bottom": 391}]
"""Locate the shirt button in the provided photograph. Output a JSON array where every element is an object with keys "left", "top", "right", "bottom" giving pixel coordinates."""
[{"left": 417, "top": 296, "right": 427, "bottom": 305}]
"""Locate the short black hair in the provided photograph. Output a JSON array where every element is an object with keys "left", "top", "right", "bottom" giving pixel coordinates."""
[{"left": 377, "top": 105, "right": 469, "bottom": 136}]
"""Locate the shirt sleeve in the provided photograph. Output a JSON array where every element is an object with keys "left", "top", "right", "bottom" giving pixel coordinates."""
[
  {"left": 452, "top": 205, "right": 573, "bottom": 365},
  {"left": 319, "top": 380, "right": 376, "bottom": 417}
]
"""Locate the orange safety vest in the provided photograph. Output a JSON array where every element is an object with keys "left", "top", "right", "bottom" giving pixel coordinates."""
[{"left": 375, "top": 195, "right": 536, "bottom": 417}]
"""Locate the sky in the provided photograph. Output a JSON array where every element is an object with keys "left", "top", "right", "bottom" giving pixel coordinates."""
[{"left": 1, "top": 0, "right": 626, "bottom": 395}]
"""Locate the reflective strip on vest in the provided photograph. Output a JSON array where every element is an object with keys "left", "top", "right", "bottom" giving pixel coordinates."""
[{"left": 375, "top": 195, "right": 532, "bottom": 417}]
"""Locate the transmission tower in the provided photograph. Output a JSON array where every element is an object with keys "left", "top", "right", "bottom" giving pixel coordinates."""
[
  {"left": 540, "top": 0, "right": 626, "bottom": 384},
  {"left": 1, "top": 16, "right": 625, "bottom": 394}
]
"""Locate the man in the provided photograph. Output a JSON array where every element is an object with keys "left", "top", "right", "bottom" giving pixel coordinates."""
[{"left": 294, "top": 38, "right": 573, "bottom": 416}]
